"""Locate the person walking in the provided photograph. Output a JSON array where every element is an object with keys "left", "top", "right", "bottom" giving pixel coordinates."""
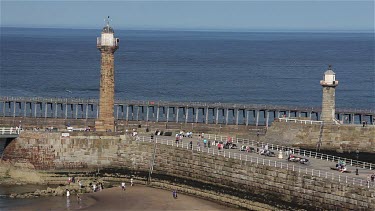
[
  {"left": 121, "top": 182, "right": 126, "bottom": 191},
  {"left": 131, "top": 178, "right": 134, "bottom": 186}
]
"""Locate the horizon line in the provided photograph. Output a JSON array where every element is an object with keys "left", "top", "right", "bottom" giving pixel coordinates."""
[{"left": 1, "top": 26, "right": 374, "bottom": 33}]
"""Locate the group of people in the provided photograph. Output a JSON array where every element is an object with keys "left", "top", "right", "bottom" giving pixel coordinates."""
[
  {"left": 175, "top": 133, "right": 184, "bottom": 144},
  {"left": 258, "top": 144, "right": 269, "bottom": 155},
  {"left": 92, "top": 182, "right": 104, "bottom": 192},
  {"left": 191, "top": 139, "right": 212, "bottom": 151},
  {"left": 66, "top": 189, "right": 81, "bottom": 201},
  {"left": 335, "top": 160, "right": 347, "bottom": 172},
  {"left": 154, "top": 129, "right": 163, "bottom": 136},
  {"left": 67, "top": 176, "right": 76, "bottom": 184},
  {"left": 121, "top": 178, "right": 134, "bottom": 191}
]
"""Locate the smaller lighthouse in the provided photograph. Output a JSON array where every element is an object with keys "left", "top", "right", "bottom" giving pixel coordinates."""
[
  {"left": 95, "top": 16, "right": 119, "bottom": 131},
  {"left": 320, "top": 65, "right": 339, "bottom": 123}
]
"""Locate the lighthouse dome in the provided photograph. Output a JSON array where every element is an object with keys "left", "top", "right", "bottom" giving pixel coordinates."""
[{"left": 102, "top": 25, "right": 114, "bottom": 34}]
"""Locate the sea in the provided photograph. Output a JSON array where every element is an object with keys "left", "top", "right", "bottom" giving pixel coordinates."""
[
  {"left": 0, "top": 27, "right": 374, "bottom": 110},
  {"left": 0, "top": 27, "right": 374, "bottom": 209}
]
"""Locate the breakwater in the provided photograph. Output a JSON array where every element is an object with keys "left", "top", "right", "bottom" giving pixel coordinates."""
[
  {"left": 1, "top": 131, "right": 374, "bottom": 210},
  {"left": 263, "top": 119, "right": 375, "bottom": 153}
]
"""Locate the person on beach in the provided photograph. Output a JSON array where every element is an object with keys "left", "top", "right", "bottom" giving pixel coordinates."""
[
  {"left": 131, "top": 178, "right": 134, "bottom": 186},
  {"left": 172, "top": 190, "right": 178, "bottom": 199},
  {"left": 77, "top": 193, "right": 81, "bottom": 203},
  {"left": 121, "top": 182, "right": 126, "bottom": 191}
]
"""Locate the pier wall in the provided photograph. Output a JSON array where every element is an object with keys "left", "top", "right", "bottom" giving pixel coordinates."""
[
  {"left": 0, "top": 117, "right": 258, "bottom": 137},
  {"left": 2, "top": 116, "right": 375, "bottom": 153},
  {"left": 262, "top": 121, "right": 375, "bottom": 153},
  {"left": 2, "top": 132, "right": 374, "bottom": 210}
]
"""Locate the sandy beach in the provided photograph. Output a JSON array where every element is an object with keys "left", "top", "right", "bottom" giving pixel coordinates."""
[{"left": 9, "top": 185, "right": 241, "bottom": 211}]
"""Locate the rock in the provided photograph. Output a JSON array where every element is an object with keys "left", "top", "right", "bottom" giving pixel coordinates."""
[
  {"left": 55, "top": 186, "right": 65, "bottom": 196},
  {"left": 34, "top": 189, "right": 41, "bottom": 196},
  {"left": 47, "top": 187, "right": 53, "bottom": 193}
]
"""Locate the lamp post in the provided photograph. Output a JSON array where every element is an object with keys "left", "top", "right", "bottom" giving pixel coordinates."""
[{"left": 356, "top": 149, "right": 359, "bottom": 175}]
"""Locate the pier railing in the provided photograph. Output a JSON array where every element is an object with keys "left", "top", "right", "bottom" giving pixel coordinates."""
[
  {"left": 201, "top": 133, "right": 374, "bottom": 170},
  {"left": 137, "top": 136, "right": 374, "bottom": 189},
  {"left": 277, "top": 118, "right": 323, "bottom": 125},
  {"left": 0, "top": 127, "right": 21, "bottom": 135}
]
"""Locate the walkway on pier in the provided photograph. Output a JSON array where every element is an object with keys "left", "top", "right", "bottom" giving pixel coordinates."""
[{"left": 136, "top": 135, "right": 375, "bottom": 189}]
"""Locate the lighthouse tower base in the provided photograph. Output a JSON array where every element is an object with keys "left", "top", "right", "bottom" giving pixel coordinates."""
[{"left": 95, "top": 118, "right": 115, "bottom": 132}]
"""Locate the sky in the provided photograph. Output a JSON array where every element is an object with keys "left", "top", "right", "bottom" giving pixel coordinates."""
[{"left": 0, "top": 0, "right": 374, "bottom": 31}]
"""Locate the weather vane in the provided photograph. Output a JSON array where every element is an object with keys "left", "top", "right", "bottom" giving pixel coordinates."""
[{"left": 105, "top": 16, "right": 110, "bottom": 27}]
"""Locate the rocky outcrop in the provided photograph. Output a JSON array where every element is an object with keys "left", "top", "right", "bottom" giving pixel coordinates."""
[
  {"left": 8, "top": 178, "right": 105, "bottom": 199},
  {"left": 0, "top": 160, "right": 44, "bottom": 185}
]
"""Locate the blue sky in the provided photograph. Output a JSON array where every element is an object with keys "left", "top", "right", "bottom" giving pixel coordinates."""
[{"left": 1, "top": 0, "right": 374, "bottom": 31}]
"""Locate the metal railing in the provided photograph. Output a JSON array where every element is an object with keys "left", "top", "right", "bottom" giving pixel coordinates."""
[
  {"left": 136, "top": 136, "right": 374, "bottom": 189},
  {"left": 278, "top": 118, "right": 323, "bottom": 125},
  {"left": 201, "top": 133, "right": 374, "bottom": 170},
  {"left": 0, "top": 127, "right": 21, "bottom": 135}
]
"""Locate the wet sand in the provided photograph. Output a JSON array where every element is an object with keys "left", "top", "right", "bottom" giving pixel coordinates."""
[{"left": 10, "top": 185, "right": 241, "bottom": 211}]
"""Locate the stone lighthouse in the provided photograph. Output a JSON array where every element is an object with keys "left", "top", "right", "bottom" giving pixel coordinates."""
[
  {"left": 320, "top": 65, "right": 339, "bottom": 123},
  {"left": 95, "top": 17, "right": 119, "bottom": 131}
]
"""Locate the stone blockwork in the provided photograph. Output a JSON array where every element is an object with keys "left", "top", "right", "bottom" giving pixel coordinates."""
[
  {"left": 1, "top": 116, "right": 374, "bottom": 153},
  {"left": 96, "top": 47, "right": 117, "bottom": 132},
  {"left": 262, "top": 121, "right": 375, "bottom": 153},
  {"left": 321, "top": 86, "right": 336, "bottom": 122},
  {"left": 0, "top": 117, "right": 261, "bottom": 137},
  {"left": 2, "top": 131, "right": 374, "bottom": 210}
]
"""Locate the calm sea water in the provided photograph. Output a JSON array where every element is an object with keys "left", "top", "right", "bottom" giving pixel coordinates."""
[{"left": 0, "top": 27, "right": 374, "bottom": 109}]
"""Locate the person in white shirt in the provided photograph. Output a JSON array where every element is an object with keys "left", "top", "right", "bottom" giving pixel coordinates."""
[{"left": 121, "top": 182, "right": 126, "bottom": 191}]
